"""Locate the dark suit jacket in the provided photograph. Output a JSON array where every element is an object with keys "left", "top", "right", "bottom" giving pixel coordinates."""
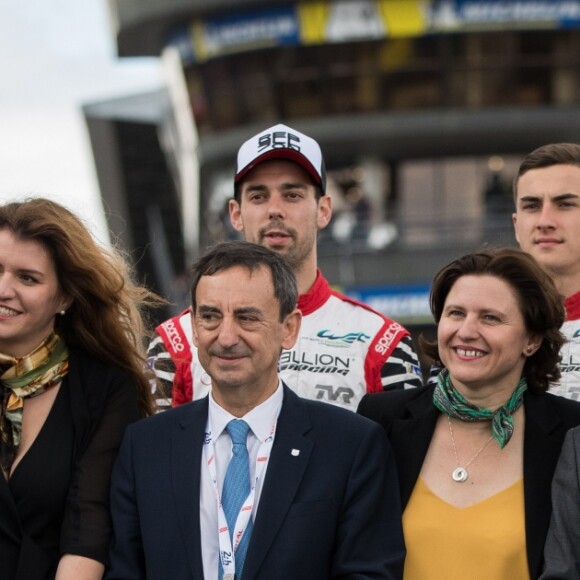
[
  {"left": 357, "top": 386, "right": 580, "bottom": 579},
  {"left": 106, "top": 385, "right": 405, "bottom": 579},
  {"left": 540, "top": 426, "right": 580, "bottom": 579}
]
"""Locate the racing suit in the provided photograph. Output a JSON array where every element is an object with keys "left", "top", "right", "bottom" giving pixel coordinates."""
[
  {"left": 148, "top": 270, "right": 423, "bottom": 411},
  {"left": 550, "top": 290, "right": 580, "bottom": 400}
]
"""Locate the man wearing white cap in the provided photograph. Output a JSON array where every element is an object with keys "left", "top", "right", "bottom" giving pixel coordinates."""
[{"left": 149, "top": 124, "right": 423, "bottom": 410}]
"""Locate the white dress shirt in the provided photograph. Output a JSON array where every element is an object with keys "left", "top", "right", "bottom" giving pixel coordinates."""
[{"left": 200, "top": 381, "right": 283, "bottom": 580}]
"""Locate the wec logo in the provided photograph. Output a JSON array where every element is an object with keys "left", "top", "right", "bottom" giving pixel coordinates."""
[{"left": 317, "top": 330, "right": 370, "bottom": 344}]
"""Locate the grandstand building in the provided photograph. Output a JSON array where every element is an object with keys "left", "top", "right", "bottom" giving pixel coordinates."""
[{"left": 86, "top": 0, "right": 580, "bottom": 329}]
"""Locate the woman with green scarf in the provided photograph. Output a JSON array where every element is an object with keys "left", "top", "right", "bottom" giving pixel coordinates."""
[
  {"left": 0, "top": 198, "right": 161, "bottom": 580},
  {"left": 358, "top": 247, "right": 580, "bottom": 580}
]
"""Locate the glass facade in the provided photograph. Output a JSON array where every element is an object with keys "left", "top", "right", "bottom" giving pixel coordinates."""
[{"left": 183, "top": 31, "right": 580, "bottom": 135}]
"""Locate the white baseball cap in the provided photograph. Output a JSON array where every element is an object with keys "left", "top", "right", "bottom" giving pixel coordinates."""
[{"left": 235, "top": 123, "right": 326, "bottom": 193}]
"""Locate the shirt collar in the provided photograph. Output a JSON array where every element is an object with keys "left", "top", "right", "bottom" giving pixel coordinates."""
[
  {"left": 564, "top": 289, "right": 580, "bottom": 321},
  {"left": 208, "top": 380, "right": 283, "bottom": 441},
  {"left": 297, "top": 269, "right": 332, "bottom": 315}
]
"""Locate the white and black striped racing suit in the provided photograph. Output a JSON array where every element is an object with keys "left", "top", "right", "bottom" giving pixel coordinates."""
[{"left": 148, "top": 270, "right": 423, "bottom": 411}]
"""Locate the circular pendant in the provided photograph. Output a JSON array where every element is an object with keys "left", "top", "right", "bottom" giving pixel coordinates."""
[{"left": 452, "top": 467, "right": 468, "bottom": 482}]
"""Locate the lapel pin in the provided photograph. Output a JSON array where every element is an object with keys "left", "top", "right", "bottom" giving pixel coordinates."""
[{"left": 291, "top": 449, "right": 300, "bottom": 456}]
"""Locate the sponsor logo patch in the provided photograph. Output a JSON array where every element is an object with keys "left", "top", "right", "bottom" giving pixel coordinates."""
[
  {"left": 258, "top": 130, "right": 301, "bottom": 152},
  {"left": 407, "top": 362, "right": 423, "bottom": 377},
  {"left": 162, "top": 320, "right": 186, "bottom": 353},
  {"left": 316, "top": 329, "right": 370, "bottom": 347},
  {"left": 561, "top": 364, "right": 580, "bottom": 373},
  {"left": 279, "top": 351, "right": 352, "bottom": 376},
  {"left": 314, "top": 385, "right": 355, "bottom": 404},
  {"left": 375, "top": 321, "right": 404, "bottom": 355}
]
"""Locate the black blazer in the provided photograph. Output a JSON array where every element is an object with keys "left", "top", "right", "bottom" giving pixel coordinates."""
[
  {"left": 107, "top": 384, "right": 406, "bottom": 579},
  {"left": 358, "top": 385, "right": 580, "bottom": 579},
  {"left": 540, "top": 426, "right": 580, "bottom": 579},
  {"left": 0, "top": 347, "right": 140, "bottom": 580}
]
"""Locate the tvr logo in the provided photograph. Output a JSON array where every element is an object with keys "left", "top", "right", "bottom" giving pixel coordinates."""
[{"left": 315, "top": 385, "right": 354, "bottom": 404}]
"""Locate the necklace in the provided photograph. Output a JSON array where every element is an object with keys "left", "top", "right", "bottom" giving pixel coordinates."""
[{"left": 448, "top": 416, "right": 493, "bottom": 483}]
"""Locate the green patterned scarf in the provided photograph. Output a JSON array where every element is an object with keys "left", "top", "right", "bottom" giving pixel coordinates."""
[
  {"left": 0, "top": 332, "right": 69, "bottom": 473},
  {"left": 433, "top": 369, "right": 527, "bottom": 449}
]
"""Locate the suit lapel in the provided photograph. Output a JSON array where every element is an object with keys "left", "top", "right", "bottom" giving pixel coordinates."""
[
  {"left": 171, "top": 399, "right": 208, "bottom": 579},
  {"left": 389, "top": 388, "right": 439, "bottom": 508},
  {"left": 523, "top": 393, "right": 565, "bottom": 579},
  {"left": 242, "top": 386, "right": 313, "bottom": 580}
]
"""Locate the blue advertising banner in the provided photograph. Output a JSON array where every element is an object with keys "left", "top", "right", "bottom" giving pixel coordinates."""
[
  {"left": 431, "top": 0, "right": 580, "bottom": 29},
  {"left": 168, "top": 0, "right": 429, "bottom": 63},
  {"left": 173, "top": 5, "right": 300, "bottom": 63},
  {"left": 168, "top": 0, "right": 580, "bottom": 64},
  {"left": 344, "top": 283, "right": 432, "bottom": 325}
]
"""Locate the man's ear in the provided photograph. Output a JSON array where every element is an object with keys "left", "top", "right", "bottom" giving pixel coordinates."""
[
  {"left": 281, "top": 309, "right": 302, "bottom": 350},
  {"left": 229, "top": 199, "right": 244, "bottom": 233},
  {"left": 317, "top": 195, "right": 332, "bottom": 230},
  {"left": 191, "top": 312, "right": 199, "bottom": 347},
  {"left": 512, "top": 212, "right": 520, "bottom": 244}
]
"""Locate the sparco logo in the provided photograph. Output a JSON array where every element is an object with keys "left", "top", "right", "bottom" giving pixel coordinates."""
[
  {"left": 162, "top": 320, "right": 185, "bottom": 353},
  {"left": 375, "top": 321, "right": 404, "bottom": 355},
  {"left": 279, "top": 351, "right": 351, "bottom": 376},
  {"left": 573, "top": 329, "right": 580, "bottom": 340},
  {"left": 315, "top": 385, "right": 354, "bottom": 404},
  {"left": 317, "top": 330, "right": 370, "bottom": 344}
]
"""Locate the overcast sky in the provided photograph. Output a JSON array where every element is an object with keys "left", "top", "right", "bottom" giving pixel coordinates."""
[{"left": 0, "top": 0, "right": 161, "bottom": 243}]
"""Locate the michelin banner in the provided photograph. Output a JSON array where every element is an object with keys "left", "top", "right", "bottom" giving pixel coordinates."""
[
  {"left": 169, "top": 0, "right": 580, "bottom": 64},
  {"left": 432, "top": 0, "right": 580, "bottom": 30},
  {"left": 170, "top": 0, "right": 428, "bottom": 63}
]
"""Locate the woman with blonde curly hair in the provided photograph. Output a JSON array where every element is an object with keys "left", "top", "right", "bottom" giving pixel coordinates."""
[{"left": 0, "top": 197, "right": 159, "bottom": 579}]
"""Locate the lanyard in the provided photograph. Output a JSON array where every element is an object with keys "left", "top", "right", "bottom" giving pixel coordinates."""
[{"left": 203, "top": 417, "right": 277, "bottom": 579}]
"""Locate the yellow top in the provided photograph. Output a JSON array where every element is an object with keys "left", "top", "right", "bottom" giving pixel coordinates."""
[{"left": 403, "top": 478, "right": 530, "bottom": 580}]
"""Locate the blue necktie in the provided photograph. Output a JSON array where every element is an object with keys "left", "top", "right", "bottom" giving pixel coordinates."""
[{"left": 219, "top": 419, "right": 253, "bottom": 580}]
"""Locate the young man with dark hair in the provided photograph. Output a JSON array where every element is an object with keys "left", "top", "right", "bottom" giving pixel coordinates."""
[
  {"left": 149, "top": 124, "right": 422, "bottom": 410},
  {"left": 513, "top": 142, "right": 580, "bottom": 400}
]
